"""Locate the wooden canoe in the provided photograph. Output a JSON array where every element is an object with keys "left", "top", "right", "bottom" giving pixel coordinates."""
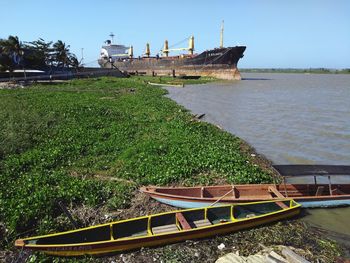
[
  {"left": 140, "top": 183, "right": 350, "bottom": 208},
  {"left": 15, "top": 200, "right": 300, "bottom": 256}
]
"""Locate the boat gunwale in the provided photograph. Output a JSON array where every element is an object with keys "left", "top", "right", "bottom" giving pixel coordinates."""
[
  {"left": 147, "top": 192, "right": 350, "bottom": 202},
  {"left": 140, "top": 185, "right": 350, "bottom": 202},
  {"left": 30, "top": 209, "right": 301, "bottom": 256},
  {"left": 17, "top": 199, "right": 300, "bottom": 248}
]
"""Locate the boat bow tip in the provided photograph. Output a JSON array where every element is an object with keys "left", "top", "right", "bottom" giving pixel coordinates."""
[
  {"left": 15, "top": 239, "right": 25, "bottom": 247},
  {"left": 140, "top": 186, "right": 148, "bottom": 192}
]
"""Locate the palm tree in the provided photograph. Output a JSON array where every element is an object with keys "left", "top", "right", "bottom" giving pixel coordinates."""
[
  {"left": 53, "top": 40, "right": 71, "bottom": 68},
  {"left": 1, "top": 35, "right": 22, "bottom": 55},
  {"left": 0, "top": 35, "right": 24, "bottom": 74},
  {"left": 27, "top": 38, "right": 53, "bottom": 68},
  {"left": 68, "top": 54, "right": 80, "bottom": 70},
  {"left": 0, "top": 45, "right": 12, "bottom": 72}
]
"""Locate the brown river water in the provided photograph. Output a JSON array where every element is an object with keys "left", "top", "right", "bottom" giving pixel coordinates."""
[{"left": 165, "top": 73, "right": 350, "bottom": 249}]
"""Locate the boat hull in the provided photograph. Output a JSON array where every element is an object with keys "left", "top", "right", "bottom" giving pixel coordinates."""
[
  {"left": 15, "top": 200, "right": 300, "bottom": 256},
  {"left": 44, "top": 208, "right": 299, "bottom": 256},
  {"left": 151, "top": 195, "right": 350, "bottom": 209},
  {"left": 141, "top": 184, "right": 350, "bottom": 209},
  {"left": 298, "top": 199, "right": 350, "bottom": 208}
]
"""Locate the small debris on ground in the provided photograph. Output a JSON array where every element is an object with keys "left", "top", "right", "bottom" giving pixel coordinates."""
[
  {"left": 216, "top": 245, "right": 310, "bottom": 263},
  {"left": 0, "top": 82, "right": 25, "bottom": 89},
  {"left": 218, "top": 243, "right": 226, "bottom": 250}
]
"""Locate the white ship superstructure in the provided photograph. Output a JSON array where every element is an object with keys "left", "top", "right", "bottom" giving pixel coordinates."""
[{"left": 100, "top": 40, "right": 130, "bottom": 62}]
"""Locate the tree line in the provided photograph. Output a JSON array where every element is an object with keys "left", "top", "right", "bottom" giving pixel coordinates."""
[{"left": 0, "top": 35, "right": 80, "bottom": 73}]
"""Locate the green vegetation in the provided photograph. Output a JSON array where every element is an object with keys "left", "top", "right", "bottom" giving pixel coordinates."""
[
  {"left": 0, "top": 77, "right": 272, "bottom": 253},
  {"left": 0, "top": 76, "right": 345, "bottom": 262}
]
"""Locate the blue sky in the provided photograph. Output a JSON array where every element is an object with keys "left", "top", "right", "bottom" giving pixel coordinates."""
[{"left": 2, "top": 0, "right": 350, "bottom": 68}]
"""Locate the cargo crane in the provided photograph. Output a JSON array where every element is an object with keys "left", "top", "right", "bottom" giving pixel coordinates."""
[{"left": 161, "top": 36, "right": 194, "bottom": 57}]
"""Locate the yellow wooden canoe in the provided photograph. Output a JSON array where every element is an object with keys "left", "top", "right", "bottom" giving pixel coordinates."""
[{"left": 15, "top": 199, "right": 301, "bottom": 256}]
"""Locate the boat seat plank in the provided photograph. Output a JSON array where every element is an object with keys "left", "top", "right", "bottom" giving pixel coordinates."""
[
  {"left": 130, "top": 230, "right": 148, "bottom": 237},
  {"left": 315, "top": 186, "right": 324, "bottom": 196},
  {"left": 190, "top": 219, "right": 212, "bottom": 228},
  {"left": 176, "top": 213, "right": 192, "bottom": 230},
  {"left": 152, "top": 224, "right": 179, "bottom": 234},
  {"left": 268, "top": 186, "right": 285, "bottom": 198}
]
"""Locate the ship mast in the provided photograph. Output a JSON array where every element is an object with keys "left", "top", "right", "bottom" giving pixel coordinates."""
[
  {"left": 109, "top": 32, "right": 115, "bottom": 43},
  {"left": 145, "top": 43, "right": 151, "bottom": 57},
  {"left": 220, "top": 20, "right": 224, "bottom": 48}
]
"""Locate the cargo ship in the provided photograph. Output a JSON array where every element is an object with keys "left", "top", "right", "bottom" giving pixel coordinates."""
[{"left": 98, "top": 25, "right": 246, "bottom": 80}]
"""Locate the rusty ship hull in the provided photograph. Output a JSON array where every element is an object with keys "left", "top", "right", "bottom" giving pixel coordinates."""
[{"left": 98, "top": 46, "right": 246, "bottom": 80}]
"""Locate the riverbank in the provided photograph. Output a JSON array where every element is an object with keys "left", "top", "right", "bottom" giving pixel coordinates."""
[
  {"left": 0, "top": 77, "right": 344, "bottom": 262},
  {"left": 241, "top": 68, "right": 350, "bottom": 74}
]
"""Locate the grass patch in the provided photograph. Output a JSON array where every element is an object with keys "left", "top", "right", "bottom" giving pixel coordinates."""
[{"left": 1, "top": 76, "right": 273, "bottom": 260}]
